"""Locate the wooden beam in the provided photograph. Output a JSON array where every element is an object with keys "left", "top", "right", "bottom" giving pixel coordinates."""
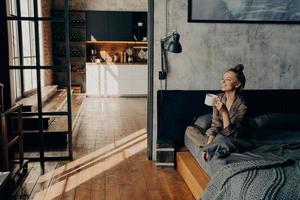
[{"left": 177, "top": 151, "right": 210, "bottom": 199}]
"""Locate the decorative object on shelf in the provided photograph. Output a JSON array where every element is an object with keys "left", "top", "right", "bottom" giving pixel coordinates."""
[
  {"left": 138, "top": 48, "right": 147, "bottom": 60},
  {"left": 123, "top": 52, "right": 127, "bottom": 63},
  {"left": 144, "top": 50, "right": 148, "bottom": 60},
  {"left": 128, "top": 56, "right": 133, "bottom": 63},
  {"left": 188, "top": 0, "right": 300, "bottom": 23},
  {"left": 113, "top": 54, "right": 119, "bottom": 62},
  {"left": 133, "top": 34, "right": 138, "bottom": 41},
  {"left": 159, "top": 31, "right": 182, "bottom": 85},
  {"left": 126, "top": 47, "right": 133, "bottom": 56},
  {"left": 126, "top": 48, "right": 133, "bottom": 63}
]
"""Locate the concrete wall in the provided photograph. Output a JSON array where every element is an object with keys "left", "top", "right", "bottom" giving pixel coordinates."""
[
  {"left": 153, "top": 0, "right": 300, "bottom": 159},
  {"left": 54, "top": 0, "right": 147, "bottom": 11}
]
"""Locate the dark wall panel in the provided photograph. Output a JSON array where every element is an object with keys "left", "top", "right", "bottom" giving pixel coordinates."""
[{"left": 157, "top": 90, "right": 300, "bottom": 147}]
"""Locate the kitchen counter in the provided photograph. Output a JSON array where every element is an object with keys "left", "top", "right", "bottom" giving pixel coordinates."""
[{"left": 86, "top": 63, "right": 147, "bottom": 97}]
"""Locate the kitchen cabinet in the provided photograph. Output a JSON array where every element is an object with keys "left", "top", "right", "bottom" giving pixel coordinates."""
[
  {"left": 86, "top": 11, "right": 147, "bottom": 41},
  {"left": 86, "top": 12, "right": 108, "bottom": 41},
  {"left": 86, "top": 63, "right": 147, "bottom": 96},
  {"left": 87, "top": 12, "right": 132, "bottom": 41}
]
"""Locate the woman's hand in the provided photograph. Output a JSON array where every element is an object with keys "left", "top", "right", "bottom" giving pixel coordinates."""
[
  {"left": 214, "top": 98, "right": 228, "bottom": 113},
  {"left": 207, "top": 136, "right": 215, "bottom": 144},
  {"left": 201, "top": 151, "right": 209, "bottom": 162}
]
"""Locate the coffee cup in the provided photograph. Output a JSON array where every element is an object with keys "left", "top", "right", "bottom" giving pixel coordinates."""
[{"left": 204, "top": 94, "right": 218, "bottom": 106}]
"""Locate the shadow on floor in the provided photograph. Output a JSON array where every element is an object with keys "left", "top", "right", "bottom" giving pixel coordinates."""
[{"left": 33, "top": 128, "right": 147, "bottom": 200}]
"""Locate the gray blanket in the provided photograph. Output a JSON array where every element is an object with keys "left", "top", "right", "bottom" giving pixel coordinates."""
[
  {"left": 203, "top": 134, "right": 256, "bottom": 160},
  {"left": 199, "top": 158, "right": 300, "bottom": 200},
  {"left": 199, "top": 132, "right": 300, "bottom": 200}
]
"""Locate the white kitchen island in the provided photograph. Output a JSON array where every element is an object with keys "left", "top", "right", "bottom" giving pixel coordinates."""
[{"left": 86, "top": 63, "right": 147, "bottom": 97}]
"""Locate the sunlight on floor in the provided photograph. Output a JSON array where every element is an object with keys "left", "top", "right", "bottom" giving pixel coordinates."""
[{"left": 33, "top": 128, "right": 147, "bottom": 200}]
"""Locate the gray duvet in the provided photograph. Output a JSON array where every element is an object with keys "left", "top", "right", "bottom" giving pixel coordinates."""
[
  {"left": 200, "top": 158, "right": 300, "bottom": 200},
  {"left": 184, "top": 130, "right": 300, "bottom": 200}
]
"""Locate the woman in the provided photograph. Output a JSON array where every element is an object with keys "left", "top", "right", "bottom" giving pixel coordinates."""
[{"left": 201, "top": 64, "right": 248, "bottom": 161}]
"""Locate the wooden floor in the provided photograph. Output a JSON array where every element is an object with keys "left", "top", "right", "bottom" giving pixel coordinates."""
[{"left": 16, "top": 97, "right": 194, "bottom": 200}]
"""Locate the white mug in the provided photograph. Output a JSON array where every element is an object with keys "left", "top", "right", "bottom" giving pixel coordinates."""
[{"left": 204, "top": 93, "right": 218, "bottom": 106}]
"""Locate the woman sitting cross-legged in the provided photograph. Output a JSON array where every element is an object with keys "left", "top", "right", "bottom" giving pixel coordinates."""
[{"left": 202, "top": 64, "right": 254, "bottom": 162}]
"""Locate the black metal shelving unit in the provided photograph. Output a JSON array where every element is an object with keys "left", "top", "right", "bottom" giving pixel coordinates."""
[
  {"left": 52, "top": 10, "right": 86, "bottom": 93},
  {"left": 6, "top": 0, "right": 73, "bottom": 172}
]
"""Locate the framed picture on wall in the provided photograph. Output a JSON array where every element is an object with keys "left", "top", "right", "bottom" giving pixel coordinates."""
[{"left": 188, "top": 0, "right": 300, "bottom": 23}]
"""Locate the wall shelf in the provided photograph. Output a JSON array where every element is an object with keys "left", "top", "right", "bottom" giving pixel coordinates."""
[{"left": 86, "top": 41, "right": 147, "bottom": 45}]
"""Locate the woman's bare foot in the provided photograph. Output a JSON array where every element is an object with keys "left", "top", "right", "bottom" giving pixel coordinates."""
[{"left": 201, "top": 151, "right": 209, "bottom": 162}]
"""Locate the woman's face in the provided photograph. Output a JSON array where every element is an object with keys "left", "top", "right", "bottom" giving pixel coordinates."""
[{"left": 220, "top": 71, "right": 240, "bottom": 92}]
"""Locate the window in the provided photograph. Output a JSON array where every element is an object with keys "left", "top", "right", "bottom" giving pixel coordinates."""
[{"left": 7, "top": 0, "right": 42, "bottom": 99}]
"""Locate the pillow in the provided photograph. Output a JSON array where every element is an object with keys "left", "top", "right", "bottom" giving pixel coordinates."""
[
  {"left": 193, "top": 113, "right": 212, "bottom": 132},
  {"left": 250, "top": 113, "right": 300, "bottom": 130},
  {"left": 246, "top": 129, "right": 300, "bottom": 144}
]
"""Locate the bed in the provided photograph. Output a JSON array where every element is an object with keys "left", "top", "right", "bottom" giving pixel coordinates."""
[
  {"left": 184, "top": 126, "right": 300, "bottom": 199},
  {"left": 157, "top": 90, "right": 300, "bottom": 200}
]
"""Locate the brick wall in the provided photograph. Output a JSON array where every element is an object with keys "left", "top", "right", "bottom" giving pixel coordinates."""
[{"left": 41, "top": 0, "right": 53, "bottom": 86}]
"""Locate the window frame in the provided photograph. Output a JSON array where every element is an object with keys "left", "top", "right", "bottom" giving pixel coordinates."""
[{"left": 7, "top": 0, "right": 42, "bottom": 100}]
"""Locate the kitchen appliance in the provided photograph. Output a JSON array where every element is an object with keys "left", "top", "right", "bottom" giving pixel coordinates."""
[{"left": 90, "top": 49, "right": 97, "bottom": 62}]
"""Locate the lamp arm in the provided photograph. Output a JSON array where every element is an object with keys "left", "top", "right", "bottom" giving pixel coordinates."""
[
  {"left": 161, "top": 40, "right": 169, "bottom": 74},
  {"left": 159, "top": 33, "right": 176, "bottom": 81},
  {"left": 161, "top": 41, "right": 165, "bottom": 72},
  {"left": 160, "top": 34, "right": 173, "bottom": 43},
  {"left": 163, "top": 46, "right": 169, "bottom": 73}
]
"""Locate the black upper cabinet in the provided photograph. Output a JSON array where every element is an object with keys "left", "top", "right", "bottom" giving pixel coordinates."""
[
  {"left": 86, "top": 11, "right": 109, "bottom": 41},
  {"left": 86, "top": 11, "right": 146, "bottom": 41},
  {"left": 132, "top": 12, "right": 147, "bottom": 41},
  {"left": 108, "top": 12, "right": 132, "bottom": 41}
]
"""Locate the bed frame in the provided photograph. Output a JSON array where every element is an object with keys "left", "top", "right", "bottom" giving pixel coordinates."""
[
  {"left": 157, "top": 89, "right": 300, "bottom": 199},
  {"left": 177, "top": 150, "right": 210, "bottom": 199}
]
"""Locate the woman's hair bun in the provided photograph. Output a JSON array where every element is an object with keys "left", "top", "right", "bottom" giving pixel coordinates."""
[{"left": 234, "top": 64, "right": 244, "bottom": 72}]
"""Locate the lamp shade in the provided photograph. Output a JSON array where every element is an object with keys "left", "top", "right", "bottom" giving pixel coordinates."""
[{"left": 167, "top": 32, "right": 182, "bottom": 53}]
